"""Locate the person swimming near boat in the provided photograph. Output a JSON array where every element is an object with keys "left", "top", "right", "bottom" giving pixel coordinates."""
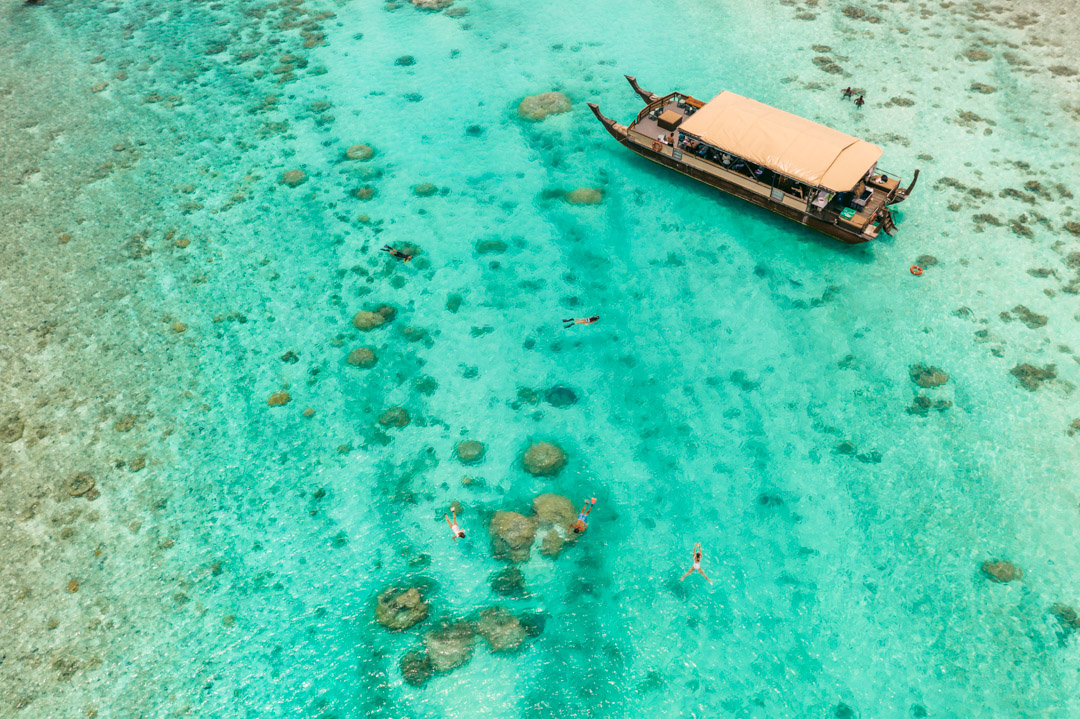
[
  {"left": 854, "top": 95, "right": 865, "bottom": 108},
  {"left": 570, "top": 498, "right": 597, "bottom": 534},
  {"left": 841, "top": 87, "right": 854, "bottom": 100},
  {"left": 563, "top": 316, "right": 600, "bottom": 328},
  {"left": 381, "top": 245, "right": 412, "bottom": 262},
  {"left": 443, "top": 508, "right": 465, "bottom": 541},
  {"left": 680, "top": 542, "right": 713, "bottom": 584}
]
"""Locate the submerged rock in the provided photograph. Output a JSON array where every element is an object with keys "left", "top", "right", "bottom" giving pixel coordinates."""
[
  {"left": 543, "top": 385, "right": 578, "bottom": 407},
  {"left": 65, "top": 473, "right": 95, "bottom": 497},
  {"left": 518, "top": 92, "right": 571, "bottom": 121},
  {"left": 455, "top": 440, "right": 485, "bottom": 464},
  {"left": 423, "top": 620, "right": 477, "bottom": 672},
  {"left": 522, "top": 441, "right": 566, "bottom": 476},
  {"left": 1050, "top": 603, "right": 1080, "bottom": 631},
  {"left": 981, "top": 560, "right": 1022, "bottom": 583},
  {"left": 379, "top": 407, "right": 410, "bottom": 427},
  {"left": 413, "top": 183, "right": 438, "bottom": 197},
  {"left": 476, "top": 607, "right": 526, "bottom": 652},
  {"left": 0, "top": 414, "right": 25, "bottom": 443},
  {"left": 540, "top": 529, "right": 565, "bottom": 557},
  {"left": 375, "top": 586, "right": 430, "bottom": 631},
  {"left": 411, "top": 0, "right": 454, "bottom": 9},
  {"left": 347, "top": 347, "right": 377, "bottom": 368},
  {"left": 400, "top": 649, "right": 433, "bottom": 685},
  {"left": 345, "top": 144, "right": 374, "bottom": 161},
  {"left": 353, "top": 305, "right": 396, "bottom": 330},
  {"left": 565, "top": 187, "right": 603, "bottom": 205},
  {"left": 280, "top": 170, "right": 307, "bottom": 187},
  {"left": 906, "top": 395, "right": 953, "bottom": 416},
  {"left": 1010, "top": 363, "right": 1055, "bottom": 391},
  {"left": 532, "top": 493, "right": 576, "bottom": 527},
  {"left": 909, "top": 364, "right": 949, "bottom": 388},
  {"left": 267, "top": 392, "right": 291, "bottom": 407},
  {"left": 490, "top": 511, "right": 538, "bottom": 562},
  {"left": 1004, "top": 305, "right": 1048, "bottom": 329},
  {"left": 475, "top": 239, "right": 507, "bottom": 254},
  {"left": 490, "top": 566, "right": 526, "bottom": 597}
]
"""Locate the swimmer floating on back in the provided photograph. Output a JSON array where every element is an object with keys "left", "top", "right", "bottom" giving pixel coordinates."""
[
  {"left": 570, "top": 497, "right": 597, "bottom": 534},
  {"left": 381, "top": 245, "right": 413, "bottom": 262},
  {"left": 680, "top": 542, "right": 713, "bottom": 584},
  {"left": 443, "top": 508, "right": 465, "bottom": 541},
  {"left": 563, "top": 316, "right": 600, "bottom": 328}
]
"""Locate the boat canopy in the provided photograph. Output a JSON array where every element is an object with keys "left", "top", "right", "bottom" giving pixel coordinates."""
[{"left": 678, "top": 91, "right": 883, "bottom": 192}]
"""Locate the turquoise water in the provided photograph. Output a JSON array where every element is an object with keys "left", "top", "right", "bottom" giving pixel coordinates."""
[{"left": 3, "top": 0, "right": 1080, "bottom": 716}]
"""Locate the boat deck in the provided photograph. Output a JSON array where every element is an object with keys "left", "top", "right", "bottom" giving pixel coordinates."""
[{"left": 631, "top": 98, "right": 692, "bottom": 144}]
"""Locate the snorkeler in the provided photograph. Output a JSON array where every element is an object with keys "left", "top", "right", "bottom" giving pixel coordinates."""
[
  {"left": 680, "top": 543, "right": 713, "bottom": 584},
  {"left": 381, "top": 245, "right": 413, "bottom": 262},
  {"left": 570, "top": 497, "right": 597, "bottom": 534},
  {"left": 563, "top": 316, "right": 600, "bottom": 328},
  {"left": 443, "top": 508, "right": 465, "bottom": 541}
]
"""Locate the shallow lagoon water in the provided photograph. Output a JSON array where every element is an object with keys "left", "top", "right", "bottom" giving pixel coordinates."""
[{"left": 3, "top": 0, "right": 1080, "bottom": 717}]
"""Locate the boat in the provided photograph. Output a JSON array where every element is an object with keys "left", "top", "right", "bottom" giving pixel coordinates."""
[{"left": 587, "top": 76, "right": 919, "bottom": 244}]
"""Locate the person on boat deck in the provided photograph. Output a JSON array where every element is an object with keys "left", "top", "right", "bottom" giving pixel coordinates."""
[
  {"left": 680, "top": 542, "right": 713, "bottom": 584},
  {"left": 563, "top": 316, "right": 600, "bottom": 328},
  {"left": 570, "top": 498, "right": 597, "bottom": 534},
  {"left": 443, "top": 508, "right": 465, "bottom": 541},
  {"left": 841, "top": 87, "right": 854, "bottom": 99},
  {"left": 721, "top": 153, "right": 732, "bottom": 166},
  {"left": 854, "top": 95, "right": 865, "bottom": 108}
]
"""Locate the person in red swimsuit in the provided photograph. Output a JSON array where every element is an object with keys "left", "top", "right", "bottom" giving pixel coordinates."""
[{"left": 570, "top": 498, "right": 597, "bottom": 534}]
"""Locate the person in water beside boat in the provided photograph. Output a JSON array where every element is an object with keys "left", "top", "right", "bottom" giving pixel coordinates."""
[
  {"left": 680, "top": 542, "right": 713, "bottom": 584},
  {"left": 381, "top": 245, "right": 412, "bottom": 262},
  {"left": 563, "top": 316, "right": 599, "bottom": 328},
  {"left": 443, "top": 508, "right": 465, "bottom": 541},
  {"left": 570, "top": 498, "right": 597, "bottom": 534}
]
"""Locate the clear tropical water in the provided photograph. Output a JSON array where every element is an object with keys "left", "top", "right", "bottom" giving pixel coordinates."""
[{"left": 3, "top": 0, "right": 1080, "bottom": 717}]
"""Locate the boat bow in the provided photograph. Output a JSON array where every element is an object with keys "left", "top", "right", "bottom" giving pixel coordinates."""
[
  {"left": 624, "top": 75, "right": 659, "bottom": 104},
  {"left": 587, "top": 102, "right": 628, "bottom": 140}
]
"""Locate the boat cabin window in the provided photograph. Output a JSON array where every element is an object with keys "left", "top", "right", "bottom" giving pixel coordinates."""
[{"left": 673, "top": 133, "right": 815, "bottom": 202}]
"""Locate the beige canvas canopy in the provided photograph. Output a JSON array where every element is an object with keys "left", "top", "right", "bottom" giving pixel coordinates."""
[{"left": 678, "top": 91, "right": 883, "bottom": 192}]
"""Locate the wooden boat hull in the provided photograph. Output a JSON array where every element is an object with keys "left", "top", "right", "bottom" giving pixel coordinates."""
[
  {"left": 588, "top": 90, "right": 917, "bottom": 245},
  {"left": 620, "top": 135, "right": 874, "bottom": 244}
]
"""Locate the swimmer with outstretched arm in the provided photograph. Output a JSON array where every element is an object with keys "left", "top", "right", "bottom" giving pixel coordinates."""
[
  {"left": 570, "top": 497, "right": 597, "bottom": 534},
  {"left": 563, "top": 316, "right": 599, "bottom": 328},
  {"left": 443, "top": 508, "right": 465, "bottom": 541},
  {"left": 381, "top": 245, "right": 413, "bottom": 262},
  {"left": 680, "top": 542, "right": 713, "bottom": 584}
]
